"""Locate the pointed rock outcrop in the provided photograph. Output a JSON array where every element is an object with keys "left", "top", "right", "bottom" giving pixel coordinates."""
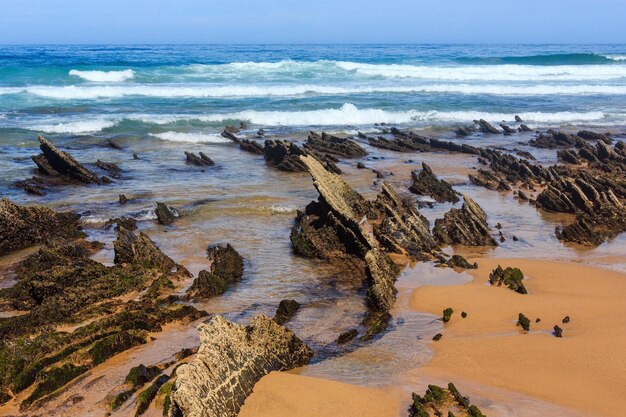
[
  {"left": 409, "top": 163, "right": 459, "bottom": 203},
  {"left": 433, "top": 194, "right": 497, "bottom": 246}
]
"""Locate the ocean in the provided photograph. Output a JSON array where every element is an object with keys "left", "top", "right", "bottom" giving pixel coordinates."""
[{"left": 1, "top": 44, "right": 626, "bottom": 141}]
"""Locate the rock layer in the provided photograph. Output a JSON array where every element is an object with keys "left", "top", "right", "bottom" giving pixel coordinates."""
[
  {"left": 168, "top": 315, "right": 313, "bottom": 417},
  {"left": 409, "top": 163, "right": 459, "bottom": 203},
  {"left": 433, "top": 194, "right": 497, "bottom": 246}
]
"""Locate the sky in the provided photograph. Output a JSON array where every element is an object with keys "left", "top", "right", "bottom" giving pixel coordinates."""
[{"left": 0, "top": 0, "right": 625, "bottom": 44}]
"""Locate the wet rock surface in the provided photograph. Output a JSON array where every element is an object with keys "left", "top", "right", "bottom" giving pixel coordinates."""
[
  {"left": 168, "top": 315, "right": 313, "bottom": 417},
  {"left": 33, "top": 136, "right": 102, "bottom": 184},
  {"left": 409, "top": 162, "right": 459, "bottom": 203},
  {"left": 306, "top": 131, "right": 367, "bottom": 158},
  {"left": 187, "top": 243, "right": 243, "bottom": 299},
  {"left": 489, "top": 265, "right": 527, "bottom": 294},
  {"left": 0, "top": 198, "right": 84, "bottom": 256},
  {"left": 185, "top": 151, "right": 215, "bottom": 167},
  {"left": 433, "top": 194, "right": 497, "bottom": 246},
  {"left": 264, "top": 139, "right": 341, "bottom": 174},
  {"left": 410, "top": 383, "right": 486, "bottom": 417},
  {"left": 273, "top": 299, "right": 300, "bottom": 325},
  {"left": 155, "top": 202, "right": 177, "bottom": 226}
]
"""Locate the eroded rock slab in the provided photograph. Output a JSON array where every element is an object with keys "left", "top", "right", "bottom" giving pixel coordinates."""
[
  {"left": 168, "top": 315, "right": 313, "bottom": 417},
  {"left": 409, "top": 163, "right": 459, "bottom": 203},
  {"left": 306, "top": 132, "right": 367, "bottom": 158},
  {"left": 433, "top": 194, "right": 497, "bottom": 246},
  {"left": 33, "top": 136, "right": 101, "bottom": 183},
  {"left": 187, "top": 243, "right": 243, "bottom": 299}
]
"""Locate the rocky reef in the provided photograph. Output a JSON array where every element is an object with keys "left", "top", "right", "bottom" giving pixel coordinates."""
[
  {"left": 0, "top": 198, "right": 84, "bottom": 256},
  {"left": 187, "top": 243, "right": 244, "bottom": 299},
  {"left": 168, "top": 315, "right": 313, "bottom": 417},
  {"left": 264, "top": 139, "right": 341, "bottom": 174},
  {"left": 306, "top": 131, "right": 367, "bottom": 158}
]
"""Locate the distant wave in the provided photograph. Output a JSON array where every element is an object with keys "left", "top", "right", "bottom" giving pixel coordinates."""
[
  {"left": 3, "top": 83, "right": 626, "bottom": 100},
  {"left": 148, "top": 131, "right": 232, "bottom": 143},
  {"left": 69, "top": 69, "right": 135, "bottom": 82},
  {"left": 30, "top": 118, "right": 117, "bottom": 133},
  {"left": 128, "top": 104, "right": 608, "bottom": 127},
  {"left": 456, "top": 53, "right": 626, "bottom": 66},
  {"left": 604, "top": 55, "right": 626, "bottom": 62}
]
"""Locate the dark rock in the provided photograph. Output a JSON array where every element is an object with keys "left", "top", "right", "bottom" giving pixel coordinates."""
[
  {"left": 273, "top": 299, "right": 300, "bottom": 325},
  {"left": 133, "top": 153, "right": 140, "bottom": 160},
  {"left": 455, "top": 126, "right": 474, "bottom": 137},
  {"left": 33, "top": 136, "right": 100, "bottom": 183},
  {"left": 0, "top": 198, "right": 84, "bottom": 256},
  {"left": 113, "top": 227, "right": 177, "bottom": 272},
  {"left": 577, "top": 130, "right": 607, "bottom": 141},
  {"left": 135, "top": 374, "right": 170, "bottom": 416},
  {"left": 125, "top": 364, "right": 161, "bottom": 388},
  {"left": 96, "top": 160, "right": 122, "bottom": 178},
  {"left": 187, "top": 244, "right": 243, "bottom": 299},
  {"left": 306, "top": 131, "right": 367, "bottom": 158},
  {"left": 433, "top": 195, "right": 497, "bottom": 246},
  {"left": 356, "top": 162, "right": 366, "bottom": 169},
  {"left": 529, "top": 130, "right": 580, "bottom": 149},
  {"left": 238, "top": 138, "right": 265, "bottom": 155},
  {"left": 475, "top": 119, "right": 501, "bottom": 134},
  {"left": 442, "top": 307, "right": 453, "bottom": 323},
  {"left": 155, "top": 202, "right": 177, "bottom": 226},
  {"left": 432, "top": 333, "right": 443, "bottom": 341},
  {"left": 446, "top": 255, "right": 477, "bottom": 269},
  {"left": 106, "top": 139, "right": 124, "bottom": 150},
  {"left": 410, "top": 384, "right": 486, "bottom": 417},
  {"left": 409, "top": 163, "right": 459, "bottom": 203},
  {"left": 554, "top": 325, "right": 563, "bottom": 337},
  {"left": 119, "top": 194, "right": 128, "bottom": 204},
  {"left": 519, "top": 123, "right": 532, "bottom": 132},
  {"left": 517, "top": 313, "right": 530, "bottom": 332},
  {"left": 461, "top": 311, "right": 467, "bottom": 318},
  {"left": 336, "top": 329, "right": 358, "bottom": 345},
  {"left": 515, "top": 115, "right": 523, "bottom": 122},
  {"left": 168, "top": 315, "right": 313, "bottom": 417},
  {"left": 500, "top": 123, "right": 516, "bottom": 134},
  {"left": 185, "top": 151, "right": 215, "bottom": 167},
  {"left": 489, "top": 265, "right": 527, "bottom": 294},
  {"left": 264, "top": 139, "right": 341, "bottom": 174},
  {"left": 555, "top": 219, "right": 605, "bottom": 246},
  {"left": 256, "top": 129, "right": 266, "bottom": 137},
  {"left": 562, "top": 316, "right": 570, "bottom": 323},
  {"left": 224, "top": 125, "right": 240, "bottom": 134},
  {"left": 104, "top": 216, "right": 138, "bottom": 231},
  {"left": 14, "top": 178, "right": 47, "bottom": 196},
  {"left": 373, "top": 169, "right": 385, "bottom": 179}
]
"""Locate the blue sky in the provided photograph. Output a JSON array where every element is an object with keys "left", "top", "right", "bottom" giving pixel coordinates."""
[{"left": 1, "top": 0, "right": 625, "bottom": 44}]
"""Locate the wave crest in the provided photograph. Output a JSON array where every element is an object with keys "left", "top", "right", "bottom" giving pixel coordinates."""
[{"left": 69, "top": 69, "right": 135, "bottom": 82}]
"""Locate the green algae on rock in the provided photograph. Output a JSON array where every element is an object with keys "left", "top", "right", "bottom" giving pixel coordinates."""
[{"left": 489, "top": 265, "right": 527, "bottom": 294}]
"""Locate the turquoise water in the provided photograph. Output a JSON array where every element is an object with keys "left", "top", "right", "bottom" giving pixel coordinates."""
[{"left": 1, "top": 44, "right": 626, "bottom": 140}]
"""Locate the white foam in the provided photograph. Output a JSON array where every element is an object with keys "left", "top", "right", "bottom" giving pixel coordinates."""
[
  {"left": 69, "top": 69, "right": 135, "bottom": 82},
  {"left": 31, "top": 118, "right": 117, "bottom": 134},
  {"left": 604, "top": 55, "right": 626, "bottom": 62},
  {"left": 19, "top": 83, "right": 626, "bottom": 100},
  {"left": 149, "top": 131, "right": 232, "bottom": 143},
  {"left": 131, "top": 104, "right": 608, "bottom": 127}
]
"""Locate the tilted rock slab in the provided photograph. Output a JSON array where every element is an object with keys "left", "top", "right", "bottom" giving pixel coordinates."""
[
  {"left": 0, "top": 197, "right": 83, "bottom": 255},
  {"left": 433, "top": 194, "right": 497, "bottom": 246},
  {"left": 113, "top": 227, "right": 177, "bottom": 273},
  {"left": 169, "top": 315, "right": 313, "bottom": 417},
  {"left": 33, "top": 135, "right": 101, "bottom": 183}
]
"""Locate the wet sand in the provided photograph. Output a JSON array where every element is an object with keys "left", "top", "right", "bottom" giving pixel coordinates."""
[
  {"left": 239, "top": 372, "right": 404, "bottom": 417},
  {"left": 410, "top": 258, "right": 626, "bottom": 417}
]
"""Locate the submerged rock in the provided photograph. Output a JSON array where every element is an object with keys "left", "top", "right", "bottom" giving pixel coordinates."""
[
  {"left": 168, "top": 315, "right": 313, "bottom": 417},
  {"left": 113, "top": 227, "right": 177, "bottom": 272},
  {"left": 33, "top": 136, "right": 101, "bottom": 183},
  {"left": 155, "top": 202, "right": 177, "bottom": 226},
  {"left": 489, "top": 265, "right": 527, "bottom": 294},
  {"left": 409, "top": 162, "right": 459, "bottom": 203},
  {"left": 0, "top": 198, "right": 84, "bottom": 255},
  {"left": 475, "top": 119, "right": 501, "bottom": 134},
  {"left": 95, "top": 160, "right": 122, "bottom": 178},
  {"left": 433, "top": 194, "right": 497, "bottom": 246},
  {"left": 185, "top": 151, "right": 215, "bottom": 167}
]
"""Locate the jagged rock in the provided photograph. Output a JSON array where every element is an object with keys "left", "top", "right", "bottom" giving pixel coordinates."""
[
  {"left": 428, "top": 138, "right": 481, "bottom": 155},
  {"left": 223, "top": 125, "right": 240, "bottom": 134},
  {"left": 273, "top": 299, "right": 300, "bottom": 325},
  {"left": 32, "top": 136, "right": 100, "bottom": 183},
  {"left": 432, "top": 333, "right": 442, "bottom": 341},
  {"left": 155, "top": 202, "right": 177, "bottom": 225},
  {"left": 238, "top": 138, "right": 265, "bottom": 155},
  {"left": 442, "top": 307, "right": 453, "bottom": 323},
  {"left": 445, "top": 255, "right": 477, "bottom": 269},
  {"left": 119, "top": 193, "right": 128, "bottom": 204},
  {"left": 563, "top": 316, "right": 570, "bottom": 323},
  {"left": 489, "top": 265, "right": 527, "bottom": 294},
  {"left": 185, "top": 152, "right": 214, "bottom": 166},
  {"left": 0, "top": 198, "right": 83, "bottom": 255},
  {"left": 577, "top": 130, "right": 607, "bottom": 141},
  {"left": 433, "top": 195, "right": 497, "bottom": 246},
  {"left": 106, "top": 139, "right": 124, "bottom": 150},
  {"left": 264, "top": 139, "right": 341, "bottom": 174},
  {"left": 373, "top": 183, "right": 438, "bottom": 258},
  {"left": 168, "top": 315, "right": 313, "bottom": 417},
  {"left": 409, "top": 163, "right": 459, "bottom": 203},
  {"left": 14, "top": 177, "right": 48, "bottom": 196},
  {"left": 410, "top": 383, "right": 486, "bottom": 417},
  {"left": 104, "top": 216, "right": 138, "bottom": 231},
  {"left": 306, "top": 132, "right": 367, "bottom": 157},
  {"left": 256, "top": 129, "right": 266, "bottom": 137},
  {"left": 475, "top": 119, "right": 501, "bottom": 134},
  {"left": 113, "top": 227, "right": 177, "bottom": 272},
  {"left": 529, "top": 130, "right": 582, "bottom": 149},
  {"left": 515, "top": 115, "right": 523, "bottom": 122},
  {"left": 557, "top": 149, "right": 582, "bottom": 165},
  {"left": 461, "top": 311, "right": 467, "bottom": 318},
  {"left": 187, "top": 244, "right": 243, "bottom": 299},
  {"left": 517, "top": 313, "right": 530, "bottom": 332},
  {"left": 357, "top": 162, "right": 366, "bottom": 169},
  {"left": 555, "top": 219, "right": 605, "bottom": 246}
]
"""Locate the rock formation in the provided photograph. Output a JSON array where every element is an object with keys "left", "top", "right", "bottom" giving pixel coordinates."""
[
  {"left": 168, "top": 315, "right": 313, "bottom": 417},
  {"left": 32, "top": 136, "right": 102, "bottom": 183},
  {"left": 0, "top": 198, "right": 84, "bottom": 255},
  {"left": 409, "top": 163, "right": 459, "bottom": 203},
  {"left": 306, "top": 131, "right": 367, "bottom": 158},
  {"left": 410, "top": 383, "right": 486, "bottom": 417},
  {"left": 185, "top": 152, "right": 215, "bottom": 166},
  {"left": 187, "top": 244, "right": 243, "bottom": 299},
  {"left": 264, "top": 139, "right": 341, "bottom": 174},
  {"left": 433, "top": 194, "right": 497, "bottom": 246}
]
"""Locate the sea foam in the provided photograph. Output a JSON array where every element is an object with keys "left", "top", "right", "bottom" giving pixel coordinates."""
[
  {"left": 69, "top": 69, "right": 135, "bottom": 82},
  {"left": 31, "top": 118, "right": 117, "bottom": 134},
  {"left": 148, "top": 131, "right": 232, "bottom": 143}
]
